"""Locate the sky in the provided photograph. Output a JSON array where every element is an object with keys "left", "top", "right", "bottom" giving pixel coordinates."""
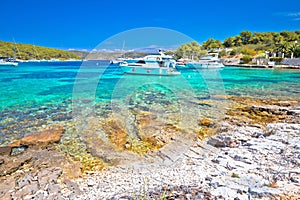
[{"left": 0, "top": 0, "right": 299, "bottom": 51}]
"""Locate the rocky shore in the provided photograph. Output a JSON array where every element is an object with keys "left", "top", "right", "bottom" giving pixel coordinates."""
[
  {"left": 0, "top": 97, "right": 299, "bottom": 199},
  {"left": 75, "top": 123, "right": 300, "bottom": 199}
]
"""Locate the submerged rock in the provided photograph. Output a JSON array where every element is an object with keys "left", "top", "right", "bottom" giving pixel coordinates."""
[
  {"left": 10, "top": 125, "right": 65, "bottom": 147},
  {"left": 199, "top": 117, "right": 215, "bottom": 127},
  {"left": 226, "top": 97, "right": 300, "bottom": 125}
]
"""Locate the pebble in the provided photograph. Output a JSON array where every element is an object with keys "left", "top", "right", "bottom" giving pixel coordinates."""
[
  {"left": 87, "top": 178, "right": 95, "bottom": 187},
  {"left": 70, "top": 119, "right": 300, "bottom": 199},
  {"left": 1, "top": 103, "right": 299, "bottom": 200}
]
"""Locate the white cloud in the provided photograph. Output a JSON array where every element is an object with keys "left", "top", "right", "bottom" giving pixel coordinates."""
[
  {"left": 287, "top": 12, "right": 300, "bottom": 17},
  {"left": 147, "top": 44, "right": 159, "bottom": 48},
  {"left": 294, "top": 18, "right": 300, "bottom": 21},
  {"left": 97, "top": 49, "right": 114, "bottom": 52}
]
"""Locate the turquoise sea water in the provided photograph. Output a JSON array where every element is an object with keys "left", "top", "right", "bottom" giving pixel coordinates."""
[{"left": 0, "top": 61, "right": 299, "bottom": 145}]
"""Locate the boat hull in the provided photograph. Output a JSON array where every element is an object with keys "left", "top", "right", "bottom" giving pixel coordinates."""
[
  {"left": 0, "top": 62, "right": 18, "bottom": 66},
  {"left": 120, "top": 65, "right": 180, "bottom": 76}
]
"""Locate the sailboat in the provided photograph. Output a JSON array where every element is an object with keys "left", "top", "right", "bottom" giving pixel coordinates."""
[
  {"left": 110, "top": 41, "right": 126, "bottom": 64},
  {"left": 0, "top": 57, "right": 18, "bottom": 66},
  {"left": 0, "top": 42, "right": 18, "bottom": 66}
]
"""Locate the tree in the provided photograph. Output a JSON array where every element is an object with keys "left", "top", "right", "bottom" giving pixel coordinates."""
[
  {"left": 0, "top": 41, "right": 80, "bottom": 60},
  {"left": 249, "top": 36, "right": 260, "bottom": 44},
  {"left": 288, "top": 42, "right": 299, "bottom": 58},
  {"left": 295, "top": 46, "right": 300, "bottom": 58},
  {"left": 223, "top": 37, "right": 234, "bottom": 47},
  {"left": 276, "top": 42, "right": 289, "bottom": 58},
  {"left": 272, "top": 33, "right": 283, "bottom": 44},
  {"left": 233, "top": 36, "right": 242, "bottom": 46},
  {"left": 280, "top": 31, "right": 298, "bottom": 42},
  {"left": 175, "top": 41, "right": 207, "bottom": 60},
  {"left": 202, "top": 38, "right": 223, "bottom": 50},
  {"left": 175, "top": 31, "right": 300, "bottom": 59},
  {"left": 262, "top": 32, "right": 274, "bottom": 47},
  {"left": 240, "top": 31, "right": 253, "bottom": 45}
]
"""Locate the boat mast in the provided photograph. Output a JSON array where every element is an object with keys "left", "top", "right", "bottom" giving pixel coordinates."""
[
  {"left": 13, "top": 38, "right": 17, "bottom": 61},
  {"left": 33, "top": 45, "right": 37, "bottom": 60},
  {"left": 13, "top": 46, "right": 16, "bottom": 61},
  {"left": 122, "top": 40, "right": 125, "bottom": 58}
]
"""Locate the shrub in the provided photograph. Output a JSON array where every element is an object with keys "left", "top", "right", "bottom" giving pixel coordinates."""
[
  {"left": 241, "top": 47, "right": 256, "bottom": 56},
  {"left": 257, "top": 52, "right": 266, "bottom": 58},
  {"left": 240, "top": 55, "right": 253, "bottom": 64},
  {"left": 218, "top": 50, "right": 227, "bottom": 58},
  {"left": 269, "top": 57, "right": 284, "bottom": 63},
  {"left": 231, "top": 173, "right": 240, "bottom": 178},
  {"left": 230, "top": 49, "right": 237, "bottom": 56}
]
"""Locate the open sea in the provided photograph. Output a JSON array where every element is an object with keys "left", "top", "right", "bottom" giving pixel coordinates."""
[{"left": 0, "top": 61, "right": 300, "bottom": 146}]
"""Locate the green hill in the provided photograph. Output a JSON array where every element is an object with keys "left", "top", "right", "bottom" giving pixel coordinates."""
[
  {"left": 0, "top": 41, "right": 81, "bottom": 60},
  {"left": 175, "top": 30, "right": 300, "bottom": 60}
]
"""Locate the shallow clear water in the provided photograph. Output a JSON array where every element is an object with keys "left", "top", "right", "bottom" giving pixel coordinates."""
[{"left": 0, "top": 61, "right": 299, "bottom": 145}]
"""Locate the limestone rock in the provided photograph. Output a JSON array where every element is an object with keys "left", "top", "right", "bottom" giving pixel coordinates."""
[
  {"left": 10, "top": 126, "right": 65, "bottom": 147},
  {"left": 63, "top": 178, "right": 82, "bottom": 195},
  {"left": 207, "top": 136, "right": 240, "bottom": 148},
  {"left": 0, "top": 176, "right": 16, "bottom": 198},
  {"left": 207, "top": 138, "right": 226, "bottom": 148},
  {"left": 38, "top": 167, "right": 62, "bottom": 190},
  {"left": 0, "top": 146, "right": 12, "bottom": 156},
  {"left": 0, "top": 154, "right": 32, "bottom": 176},
  {"left": 199, "top": 117, "right": 214, "bottom": 127}
]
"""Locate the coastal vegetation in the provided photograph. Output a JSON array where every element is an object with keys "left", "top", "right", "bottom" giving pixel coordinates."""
[
  {"left": 174, "top": 30, "right": 300, "bottom": 61},
  {"left": 0, "top": 41, "right": 80, "bottom": 60},
  {"left": 174, "top": 41, "right": 207, "bottom": 60},
  {"left": 1, "top": 30, "right": 299, "bottom": 62}
]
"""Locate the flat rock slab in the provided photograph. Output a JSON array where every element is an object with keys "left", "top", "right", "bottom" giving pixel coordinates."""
[
  {"left": 0, "top": 153, "right": 32, "bottom": 176},
  {"left": 10, "top": 126, "right": 65, "bottom": 147}
]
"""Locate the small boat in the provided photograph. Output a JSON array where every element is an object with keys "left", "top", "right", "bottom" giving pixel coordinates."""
[
  {"left": 64, "top": 59, "right": 83, "bottom": 62},
  {"left": 185, "top": 54, "right": 224, "bottom": 69},
  {"left": 0, "top": 57, "right": 18, "bottom": 66},
  {"left": 110, "top": 57, "right": 126, "bottom": 64},
  {"left": 119, "top": 51, "right": 180, "bottom": 76},
  {"left": 175, "top": 58, "right": 191, "bottom": 70},
  {"left": 49, "top": 58, "right": 60, "bottom": 62},
  {"left": 110, "top": 41, "right": 127, "bottom": 64},
  {"left": 27, "top": 59, "right": 41, "bottom": 62}
]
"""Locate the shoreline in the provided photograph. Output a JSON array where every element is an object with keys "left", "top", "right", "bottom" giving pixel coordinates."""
[
  {"left": 74, "top": 98, "right": 300, "bottom": 199},
  {"left": 75, "top": 122, "right": 300, "bottom": 199},
  {"left": 225, "top": 64, "right": 300, "bottom": 69},
  {"left": 0, "top": 96, "right": 299, "bottom": 199}
]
